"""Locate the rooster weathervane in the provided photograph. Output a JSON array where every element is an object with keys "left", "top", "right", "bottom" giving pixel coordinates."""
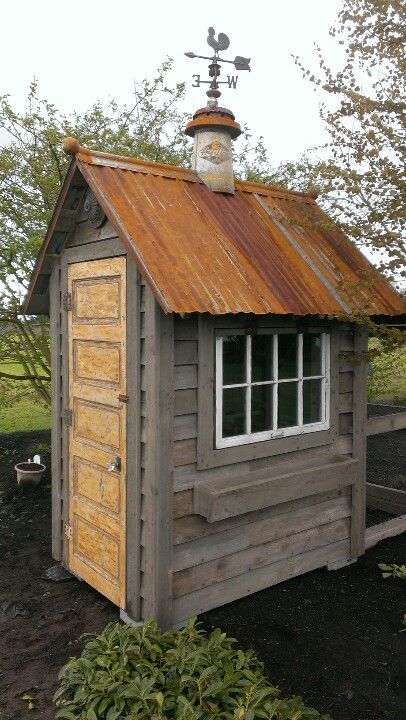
[{"left": 185, "top": 28, "right": 251, "bottom": 106}]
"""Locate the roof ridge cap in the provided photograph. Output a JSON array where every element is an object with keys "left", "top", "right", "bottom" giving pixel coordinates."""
[
  {"left": 235, "top": 178, "right": 318, "bottom": 202},
  {"left": 63, "top": 136, "right": 198, "bottom": 181},
  {"left": 62, "top": 137, "right": 317, "bottom": 200}
]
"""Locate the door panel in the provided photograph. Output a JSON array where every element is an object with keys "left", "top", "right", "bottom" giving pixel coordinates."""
[{"left": 67, "top": 257, "right": 126, "bottom": 607}]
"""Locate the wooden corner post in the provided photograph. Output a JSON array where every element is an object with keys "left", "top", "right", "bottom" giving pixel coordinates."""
[
  {"left": 351, "top": 325, "right": 369, "bottom": 558},
  {"left": 125, "top": 264, "right": 142, "bottom": 621},
  {"left": 50, "top": 260, "right": 62, "bottom": 561},
  {"left": 143, "top": 289, "right": 174, "bottom": 628}
]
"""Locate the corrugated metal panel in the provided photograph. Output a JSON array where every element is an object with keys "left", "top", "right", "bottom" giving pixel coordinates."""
[
  {"left": 24, "top": 150, "right": 405, "bottom": 317},
  {"left": 77, "top": 155, "right": 404, "bottom": 316}
]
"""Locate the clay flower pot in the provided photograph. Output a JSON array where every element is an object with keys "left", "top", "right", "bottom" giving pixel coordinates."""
[{"left": 15, "top": 462, "right": 46, "bottom": 488}]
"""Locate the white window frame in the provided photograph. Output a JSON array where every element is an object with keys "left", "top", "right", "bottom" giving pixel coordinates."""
[{"left": 215, "top": 330, "right": 330, "bottom": 449}]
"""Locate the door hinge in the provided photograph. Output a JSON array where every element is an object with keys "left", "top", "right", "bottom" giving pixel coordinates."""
[
  {"left": 64, "top": 523, "right": 72, "bottom": 541},
  {"left": 63, "top": 291, "right": 72, "bottom": 311},
  {"left": 64, "top": 408, "right": 73, "bottom": 426}
]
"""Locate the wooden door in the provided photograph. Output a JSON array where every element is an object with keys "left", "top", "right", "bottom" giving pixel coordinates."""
[{"left": 67, "top": 257, "right": 126, "bottom": 607}]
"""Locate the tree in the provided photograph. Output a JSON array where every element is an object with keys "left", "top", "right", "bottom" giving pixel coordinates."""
[
  {"left": 0, "top": 60, "right": 274, "bottom": 406},
  {"left": 293, "top": 0, "right": 405, "bottom": 295}
]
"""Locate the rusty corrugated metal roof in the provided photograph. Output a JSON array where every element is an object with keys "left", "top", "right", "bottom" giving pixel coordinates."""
[{"left": 25, "top": 147, "right": 405, "bottom": 317}]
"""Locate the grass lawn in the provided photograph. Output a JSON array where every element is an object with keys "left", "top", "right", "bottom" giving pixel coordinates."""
[
  {"left": 0, "top": 398, "right": 51, "bottom": 433},
  {"left": 0, "top": 361, "right": 51, "bottom": 433}
]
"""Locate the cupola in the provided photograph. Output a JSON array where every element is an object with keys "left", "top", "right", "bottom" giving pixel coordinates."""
[{"left": 184, "top": 27, "right": 250, "bottom": 194}]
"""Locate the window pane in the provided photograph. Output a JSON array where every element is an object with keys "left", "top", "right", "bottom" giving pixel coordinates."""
[
  {"left": 303, "top": 379, "right": 322, "bottom": 424},
  {"left": 223, "top": 387, "right": 246, "bottom": 437},
  {"left": 251, "top": 385, "right": 273, "bottom": 433},
  {"left": 303, "top": 334, "right": 322, "bottom": 376},
  {"left": 278, "top": 334, "right": 297, "bottom": 379},
  {"left": 223, "top": 335, "right": 246, "bottom": 385},
  {"left": 278, "top": 382, "right": 298, "bottom": 428},
  {"left": 252, "top": 335, "right": 274, "bottom": 382}
]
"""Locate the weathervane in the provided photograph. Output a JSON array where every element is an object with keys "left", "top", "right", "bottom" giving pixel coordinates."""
[{"left": 185, "top": 28, "right": 251, "bottom": 106}]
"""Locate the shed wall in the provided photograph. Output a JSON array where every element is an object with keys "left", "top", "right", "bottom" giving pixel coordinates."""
[{"left": 170, "top": 316, "right": 362, "bottom": 624}]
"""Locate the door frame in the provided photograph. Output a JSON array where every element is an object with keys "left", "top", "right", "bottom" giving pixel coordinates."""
[{"left": 57, "top": 238, "right": 142, "bottom": 620}]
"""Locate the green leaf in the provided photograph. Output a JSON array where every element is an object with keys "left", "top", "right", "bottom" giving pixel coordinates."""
[
  {"left": 55, "top": 711, "right": 78, "bottom": 720},
  {"left": 106, "top": 705, "right": 123, "bottom": 720}
]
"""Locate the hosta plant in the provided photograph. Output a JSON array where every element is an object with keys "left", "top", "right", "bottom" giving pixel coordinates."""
[
  {"left": 378, "top": 563, "right": 406, "bottom": 580},
  {"left": 54, "top": 619, "right": 331, "bottom": 720}
]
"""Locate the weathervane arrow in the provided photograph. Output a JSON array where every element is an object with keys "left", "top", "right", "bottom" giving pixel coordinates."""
[{"left": 185, "top": 28, "right": 251, "bottom": 106}]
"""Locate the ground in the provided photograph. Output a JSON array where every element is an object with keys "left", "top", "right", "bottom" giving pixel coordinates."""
[{"left": 0, "top": 430, "right": 405, "bottom": 720}]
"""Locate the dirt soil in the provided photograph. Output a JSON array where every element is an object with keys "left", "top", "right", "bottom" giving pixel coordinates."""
[{"left": 0, "top": 430, "right": 405, "bottom": 720}]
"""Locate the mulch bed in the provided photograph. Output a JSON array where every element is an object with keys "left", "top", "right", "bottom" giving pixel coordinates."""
[{"left": 0, "top": 430, "right": 405, "bottom": 720}]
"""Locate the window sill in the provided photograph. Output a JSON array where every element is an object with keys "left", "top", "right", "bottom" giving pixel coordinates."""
[{"left": 193, "top": 454, "right": 358, "bottom": 522}]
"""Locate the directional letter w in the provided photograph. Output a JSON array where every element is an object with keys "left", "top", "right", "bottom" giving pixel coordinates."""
[{"left": 227, "top": 75, "right": 238, "bottom": 89}]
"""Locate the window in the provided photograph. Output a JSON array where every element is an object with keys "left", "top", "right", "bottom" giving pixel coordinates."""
[{"left": 215, "top": 331, "right": 330, "bottom": 448}]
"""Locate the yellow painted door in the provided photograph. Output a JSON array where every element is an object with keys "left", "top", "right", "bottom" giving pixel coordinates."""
[{"left": 67, "top": 257, "right": 126, "bottom": 607}]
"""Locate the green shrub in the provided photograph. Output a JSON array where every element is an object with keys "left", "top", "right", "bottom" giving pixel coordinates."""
[
  {"left": 54, "top": 619, "right": 331, "bottom": 720},
  {"left": 378, "top": 563, "right": 406, "bottom": 580}
]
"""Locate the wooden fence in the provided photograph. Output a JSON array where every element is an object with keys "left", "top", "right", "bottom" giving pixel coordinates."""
[{"left": 365, "top": 410, "right": 406, "bottom": 547}]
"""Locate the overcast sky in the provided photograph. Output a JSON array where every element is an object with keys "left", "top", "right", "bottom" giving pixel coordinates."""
[{"left": 1, "top": 0, "right": 343, "bottom": 164}]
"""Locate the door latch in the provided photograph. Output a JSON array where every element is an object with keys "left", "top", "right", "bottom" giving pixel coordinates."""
[
  {"left": 107, "top": 456, "right": 121, "bottom": 472},
  {"left": 64, "top": 523, "right": 72, "bottom": 540}
]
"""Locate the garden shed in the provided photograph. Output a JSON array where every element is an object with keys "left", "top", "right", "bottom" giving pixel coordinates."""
[{"left": 24, "top": 103, "right": 405, "bottom": 629}]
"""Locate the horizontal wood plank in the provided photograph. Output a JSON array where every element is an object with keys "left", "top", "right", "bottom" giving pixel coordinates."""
[
  {"left": 174, "top": 438, "right": 197, "bottom": 466},
  {"left": 173, "top": 518, "right": 350, "bottom": 597},
  {"left": 194, "top": 457, "right": 358, "bottom": 522},
  {"left": 335, "top": 434, "right": 352, "bottom": 455},
  {"left": 142, "top": 414, "right": 197, "bottom": 442},
  {"left": 366, "top": 411, "right": 406, "bottom": 436},
  {"left": 174, "top": 341, "right": 198, "bottom": 365},
  {"left": 339, "top": 358, "right": 356, "bottom": 373},
  {"left": 174, "top": 389, "right": 198, "bottom": 416},
  {"left": 174, "top": 414, "right": 198, "bottom": 441},
  {"left": 365, "top": 515, "right": 406, "bottom": 549},
  {"left": 173, "top": 490, "right": 194, "bottom": 518},
  {"left": 174, "top": 317, "right": 198, "bottom": 340},
  {"left": 142, "top": 364, "right": 197, "bottom": 392},
  {"left": 67, "top": 220, "right": 119, "bottom": 247},
  {"left": 339, "top": 412, "right": 353, "bottom": 435},
  {"left": 174, "top": 487, "right": 351, "bottom": 545},
  {"left": 175, "top": 445, "right": 349, "bottom": 493},
  {"left": 175, "top": 365, "right": 197, "bottom": 390},
  {"left": 339, "top": 372, "right": 353, "bottom": 394},
  {"left": 172, "top": 539, "right": 350, "bottom": 623},
  {"left": 174, "top": 495, "right": 351, "bottom": 572},
  {"left": 339, "top": 392, "right": 353, "bottom": 414},
  {"left": 366, "top": 483, "right": 406, "bottom": 515},
  {"left": 340, "top": 329, "right": 354, "bottom": 352}
]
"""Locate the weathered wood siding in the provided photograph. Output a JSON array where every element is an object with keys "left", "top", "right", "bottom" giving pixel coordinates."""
[
  {"left": 170, "top": 316, "right": 362, "bottom": 624},
  {"left": 53, "top": 213, "right": 367, "bottom": 626}
]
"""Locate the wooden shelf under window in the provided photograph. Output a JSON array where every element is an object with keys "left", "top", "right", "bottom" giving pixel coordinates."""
[{"left": 193, "top": 455, "right": 359, "bottom": 522}]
